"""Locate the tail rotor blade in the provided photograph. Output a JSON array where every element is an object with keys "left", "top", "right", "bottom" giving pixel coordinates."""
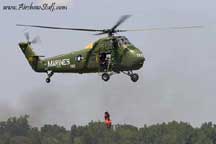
[
  {"left": 24, "top": 32, "right": 30, "bottom": 42},
  {"left": 31, "top": 36, "right": 41, "bottom": 44}
]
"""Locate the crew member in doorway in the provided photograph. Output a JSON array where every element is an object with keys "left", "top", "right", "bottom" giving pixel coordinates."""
[
  {"left": 104, "top": 111, "right": 112, "bottom": 128},
  {"left": 100, "top": 53, "right": 108, "bottom": 71}
]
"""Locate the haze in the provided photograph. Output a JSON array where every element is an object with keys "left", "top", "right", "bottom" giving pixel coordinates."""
[{"left": 0, "top": 0, "right": 216, "bottom": 128}]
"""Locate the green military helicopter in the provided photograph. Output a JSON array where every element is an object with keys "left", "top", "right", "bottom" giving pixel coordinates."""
[{"left": 17, "top": 15, "right": 202, "bottom": 83}]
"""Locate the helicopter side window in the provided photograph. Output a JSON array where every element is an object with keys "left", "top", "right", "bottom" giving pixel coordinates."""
[
  {"left": 121, "top": 39, "right": 127, "bottom": 45},
  {"left": 122, "top": 38, "right": 130, "bottom": 45},
  {"left": 117, "top": 39, "right": 124, "bottom": 47},
  {"left": 123, "top": 40, "right": 127, "bottom": 45}
]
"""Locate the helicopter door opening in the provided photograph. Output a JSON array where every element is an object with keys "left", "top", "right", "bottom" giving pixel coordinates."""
[{"left": 99, "top": 52, "right": 111, "bottom": 72}]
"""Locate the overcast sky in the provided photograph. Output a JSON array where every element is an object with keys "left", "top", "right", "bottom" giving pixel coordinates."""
[{"left": 0, "top": 0, "right": 216, "bottom": 128}]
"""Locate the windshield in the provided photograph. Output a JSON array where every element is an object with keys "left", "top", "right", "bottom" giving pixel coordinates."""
[{"left": 117, "top": 36, "right": 132, "bottom": 47}]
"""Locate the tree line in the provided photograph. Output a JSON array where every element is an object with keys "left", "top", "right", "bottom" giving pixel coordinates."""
[{"left": 0, "top": 115, "right": 216, "bottom": 144}]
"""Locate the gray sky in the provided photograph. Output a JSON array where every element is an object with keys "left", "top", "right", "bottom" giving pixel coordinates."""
[{"left": 0, "top": 0, "right": 216, "bottom": 128}]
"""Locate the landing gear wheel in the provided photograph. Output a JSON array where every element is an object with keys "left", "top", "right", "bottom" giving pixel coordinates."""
[
  {"left": 45, "top": 71, "right": 54, "bottom": 83},
  {"left": 130, "top": 73, "right": 139, "bottom": 82},
  {"left": 46, "top": 78, "right": 51, "bottom": 83},
  {"left": 102, "top": 73, "right": 110, "bottom": 82}
]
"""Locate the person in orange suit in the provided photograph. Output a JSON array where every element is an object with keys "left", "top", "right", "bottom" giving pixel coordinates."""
[{"left": 104, "top": 111, "right": 112, "bottom": 128}]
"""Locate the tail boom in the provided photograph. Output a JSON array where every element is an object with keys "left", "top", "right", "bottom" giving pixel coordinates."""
[{"left": 19, "top": 42, "right": 45, "bottom": 72}]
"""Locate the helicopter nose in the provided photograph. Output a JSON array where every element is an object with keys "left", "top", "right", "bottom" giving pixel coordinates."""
[
  {"left": 134, "top": 53, "right": 145, "bottom": 67},
  {"left": 123, "top": 47, "right": 145, "bottom": 69}
]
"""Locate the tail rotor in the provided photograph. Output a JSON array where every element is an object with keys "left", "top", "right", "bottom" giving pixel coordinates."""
[{"left": 24, "top": 32, "right": 41, "bottom": 45}]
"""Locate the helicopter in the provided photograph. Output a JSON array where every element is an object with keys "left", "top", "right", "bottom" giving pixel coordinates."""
[{"left": 17, "top": 15, "right": 202, "bottom": 83}]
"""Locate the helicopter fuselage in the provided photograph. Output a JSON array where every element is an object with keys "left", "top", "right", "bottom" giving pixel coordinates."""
[
  {"left": 19, "top": 36, "right": 145, "bottom": 82},
  {"left": 20, "top": 36, "right": 145, "bottom": 74}
]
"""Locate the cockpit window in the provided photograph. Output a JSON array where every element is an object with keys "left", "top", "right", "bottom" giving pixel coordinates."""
[{"left": 117, "top": 37, "right": 131, "bottom": 47}]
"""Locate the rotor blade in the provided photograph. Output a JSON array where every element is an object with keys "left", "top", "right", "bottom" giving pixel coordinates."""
[
  {"left": 120, "top": 25, "right": 204, "bottom": 32},
  {"left": 111, "top": 15, "right": 131, "bottom": 31},
  {"left": 94, "top": 32, "right": 108, "bottom": 35},
  {"left": 17, "top": 24, "right": 104, "bottom": 32},
  {"left": 24, "top": 32, "right": 30, "bottom": 42}
]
